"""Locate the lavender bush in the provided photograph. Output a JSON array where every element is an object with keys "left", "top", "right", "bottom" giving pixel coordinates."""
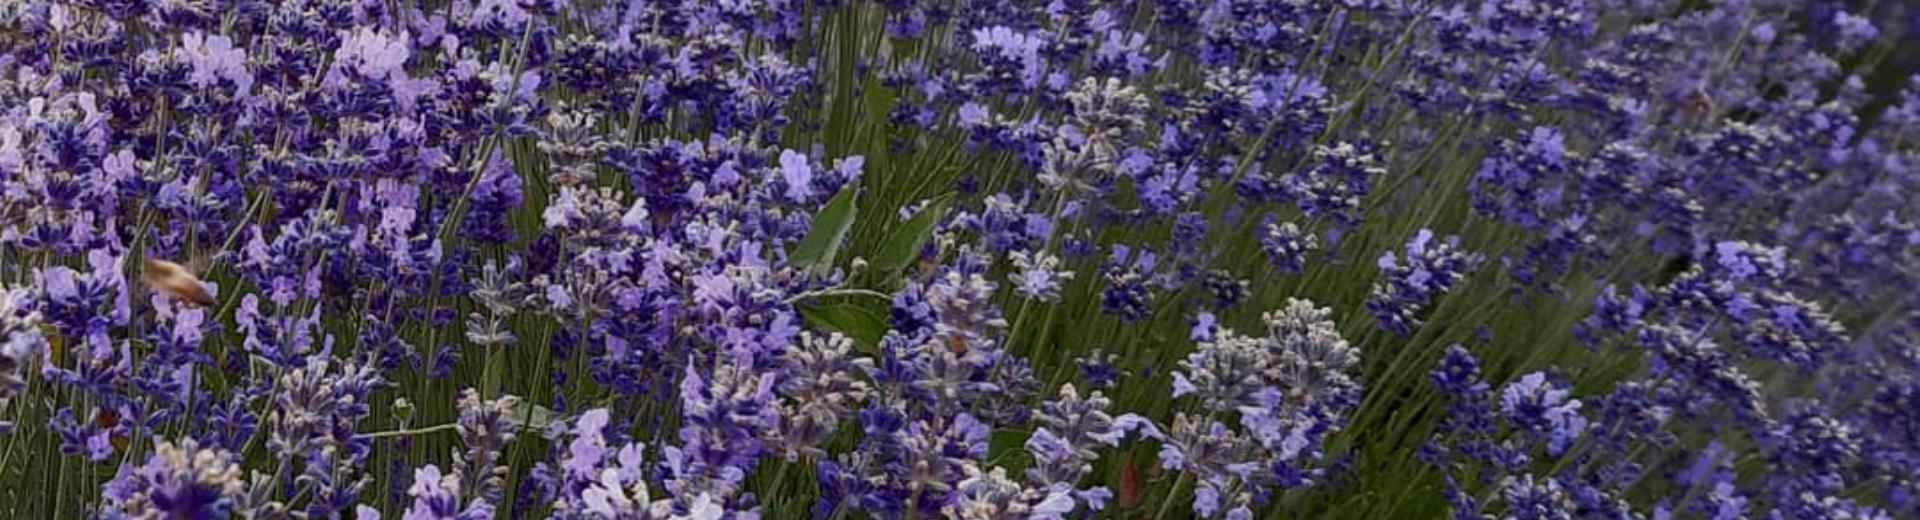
[{"left": 0, "top": 0, "right": 1915, "bottom": 518}]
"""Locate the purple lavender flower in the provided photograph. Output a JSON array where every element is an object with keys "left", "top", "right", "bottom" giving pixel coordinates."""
[
  {"left": 1286, "top": 141, "right": 1385, "bottom": 226},
  {"left": 1497, "top": 373, "right": 1588, "bottom": 455},
  {"left": 453, "top": 390, "right": 519, "bottom": 517},
  {"left": 1157, "top": 299, "right": 1360, "bottom": 514},
  {"left": 1200, "top": 270, "right": 1249, "bottom": 310},
  {"left": 546, "top": 408, "right": 684, "bottom": 519},
  {"left": 1831, "top": 11, "right": 1879, "bottom": 51},
  {"left": 401, "top": 465, "right": 462, "bottom": 520},
  {"left": 769, "top": 332, "right": 872, "bottom": 462},
  {"left": 1499, "top": 475, "right": 1574, "bottom": 520},
  {"left": 334, "top": 27, "right": 412, "bottom": 82},
  {"left": 1368, "top": 229, "right": 1483, "bottom": 334},
  {"left": 461, "top": 151, "right": 525, "bottom": 244},
  {"left": 1260, "top": 218, "right": 1318, "bottom": 274},
  {"left": 264, "top": 356, "right": 383, "bottom": 517},
  {"left": 101, "top": 437, "right": 252, "bottom": 519},
  {"left": 1008, "top": 249, "right": 1073, "bottom": 302},
  {"left": 944, "top": 465, "right": 1078, "bottom": 519},
  {"left": 1099, "top": 247, "right": 1156, "bottom": 322},
  {"left": 1472, "top": 127, "right": 1577, "bottom": 230},
  {"left": 775, "top": 149, "right": 816, "bottom": 202},
  {"left": 664, "top": 355, "right": 775, "bottom": 514},
  {"left": 0, "top": 287, "right": 45, "bottom": 433},
  {"left": 970, "top": 27, "right": 1049, "bottom": 90},
  {"left": 178, "top": 32, "right": 252, "bottom": 94},
  {"left": 1027, "top": 384, "right": 1122, "bottom": 487}
]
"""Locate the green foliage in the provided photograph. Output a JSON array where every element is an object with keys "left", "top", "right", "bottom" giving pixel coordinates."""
[
  {"left": 791, "top": 183, "right": 860, "bottom": 275},
  {"left": 793, "top": 292, "right": 891, "bottom": 348},
  {"left": 870, "top": 193, "right": 955, "bottom": 272}
]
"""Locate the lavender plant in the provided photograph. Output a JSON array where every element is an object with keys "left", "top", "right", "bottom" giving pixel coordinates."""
[{"left": 0, "top": 0, "right": 1914, "bottom": 519}]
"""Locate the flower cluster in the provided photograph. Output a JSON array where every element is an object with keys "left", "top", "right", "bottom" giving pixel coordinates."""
[
  {"left": 1147, "top": 298, "right": 1361, "bottom": 518},
  {"left": 1368, "top": 230, "right": 1484, "bottom": 335},
  {"left": 0, "top": 286, "right": 44, "bottom": 433}
]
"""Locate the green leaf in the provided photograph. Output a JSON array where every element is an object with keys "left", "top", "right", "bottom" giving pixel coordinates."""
[
  {"left": 507, "top": 398, "right": 559, "bottom": 431},
  {"left": 794, "top": 294, "right": 889, "bottom": 348},
  {"left": 870, "top": 193, "right": 955, "bottom": 271},
  {"left": 862, "top": 76, "right": 894, "bottom": 123},
  {"left": 791, "top": 184, "right": 859, "bottom": 274},
  {"left": 859, "top": 77, "right": 896, "bottom": 177},
  {"left": 987, "top": 429, "right": 1036, "bottom": 468}
]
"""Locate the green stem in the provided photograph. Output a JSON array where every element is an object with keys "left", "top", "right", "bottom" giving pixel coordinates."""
[
  {"left": 784, "top": 288, "right": 892, "bottom": 304},
  {"left": 362, "top": 423, "right": 459, "bottom": 439}
]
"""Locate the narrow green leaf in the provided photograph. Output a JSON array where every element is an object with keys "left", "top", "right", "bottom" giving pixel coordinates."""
[
  {"left": 791, "top": 184, "right": 859, "bottom": 273},
  {"left": 987, "top": 429, "right": 1036, "bottom": 468},
  {"left": 871, "top": 192, "right": 955, "bottom": 271},
  {"left": 794, "top": 294, "right": 889, "bottom": 348},
  {"left": 859, "top": 77, "right": 896, "bottom": 177},
  {"left": 861, "top": 76, "right": 894, "bottom": 129}
]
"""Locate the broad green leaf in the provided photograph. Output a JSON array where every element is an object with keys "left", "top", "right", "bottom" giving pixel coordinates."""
[
  {"left": 507, "top": 398, "right": 559, "bottom": 431},
  {"left": 794, "top": 294, "right": 889, "bottom": 348},
  {"left": 791, "top": 184, "right": 859, "bottom": 274},
  {"left": 871, "top": 193, "right": 955, "bottom": 271}
]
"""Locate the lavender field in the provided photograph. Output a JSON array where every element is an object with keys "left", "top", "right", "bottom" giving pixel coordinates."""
[{"left": 0, "top": 1, "right": 1916, "bottom": 518}]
